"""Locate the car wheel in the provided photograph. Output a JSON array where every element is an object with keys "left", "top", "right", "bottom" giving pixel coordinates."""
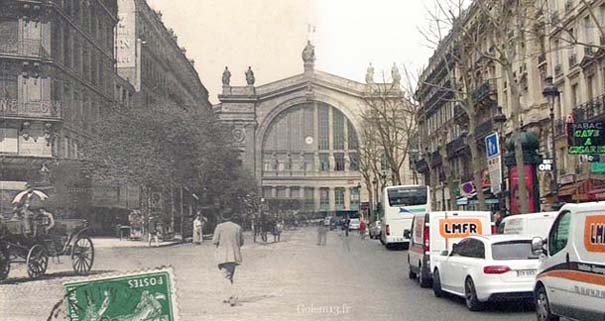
[
  {"left": 408, "top": 266, "right": 417, "bottom": 280},
  {"left": 536, "top": 285, "right": 559, "bottom": 321},
  {"left": 419, "top": 264, "right": 432, "bottom": 288},
  {"left": 464, "top": 277, "right": 484, "bottom": 311},
  {"left": 432, "top": 269, "right": 443, "bottom": 297}
]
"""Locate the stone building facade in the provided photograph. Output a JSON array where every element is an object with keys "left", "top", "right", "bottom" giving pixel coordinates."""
[
  {"left": 215, "top": 44, "right": 415, "bottom": 214},
  {"left": 414, "top": 0, "right": 605, "bottom": 211},
  {"left": 0, "top": 0, "right": 133, "bottom": 215},
  {"left": 116, "top": 0, "right": 210, "bottom": 110}
]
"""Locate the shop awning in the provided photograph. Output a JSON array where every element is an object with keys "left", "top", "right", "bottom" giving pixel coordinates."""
[{"left": 558, "top": 179, "right": 605, "bottom": 201}]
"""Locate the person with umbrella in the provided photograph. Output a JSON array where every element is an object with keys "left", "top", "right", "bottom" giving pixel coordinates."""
[{"left": 12, "top": 185, "right": 49, "bottom": 237}]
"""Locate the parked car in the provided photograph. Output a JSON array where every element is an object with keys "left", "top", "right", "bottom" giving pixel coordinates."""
[
  {"left": 407, "top": 210, "right": 492, "bottom": 288},
  {"left": 498, "top": 212, "right": 557, "bottom": 238},
  {"left": 432, "top": 234, "right": 540, "bottom": 311},
  {"left": 369, "top": 220, "right": 381, "bottom": 239},
  {"left": 531, "top": 202, "right": 605, "bottom": 321},
  {"left": 348, "top": 218, "right": 360, "bottom": 230}
]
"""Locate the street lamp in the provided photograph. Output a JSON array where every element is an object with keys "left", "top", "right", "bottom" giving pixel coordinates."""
[
  {"left": 494, "top": 106, "right": 507, "bottom": 214},
  {"left": 542, "top": 76, "right": 560, "bottom": 207},
  {"left": 372, "top": 178, "right": 379, "bottom": 220}
]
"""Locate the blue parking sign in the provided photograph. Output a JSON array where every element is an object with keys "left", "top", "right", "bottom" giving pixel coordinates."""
[{"left": 485, "top": 133, "right": 499, "bottom": 158}]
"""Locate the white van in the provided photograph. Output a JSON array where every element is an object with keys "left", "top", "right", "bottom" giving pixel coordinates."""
[
  {"left": 499, "top": 212, "right": 558, "bottom": 238},
  {"left": 406, "top": 210, "right": 493, "bottom": 287},
  {"left": 531, "top": 202, "right": 605, "bottom": 321},
  {"left": 381, "top": 185, "right": 430, "bottom": 250}
]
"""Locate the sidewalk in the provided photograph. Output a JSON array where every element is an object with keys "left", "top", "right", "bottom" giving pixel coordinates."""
[{"left": 91, "top": 237, "right": 182, "bottom": 248}]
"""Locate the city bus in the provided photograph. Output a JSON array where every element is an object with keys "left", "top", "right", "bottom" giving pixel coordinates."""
[{"left": 380, "top": 185, "right": 430, "bottom": 249}]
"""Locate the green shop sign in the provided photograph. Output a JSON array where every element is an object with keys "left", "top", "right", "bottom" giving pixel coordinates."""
[
  {"left": 592, "top": 162, "right": 605, "bottom": 173},
  {"left": 567, "top": 122, "right": 605, "bottom": 155}
]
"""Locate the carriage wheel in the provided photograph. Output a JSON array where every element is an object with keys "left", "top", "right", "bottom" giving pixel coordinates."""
[
  {"left": 71, "top": 236, "right": 94, "bottom": 275},
  {"left": 26, "top": 244, "right": 48, "bottom": 279},
  {"left": 0, "top": 244, "right": 10, "bottom": 281}
]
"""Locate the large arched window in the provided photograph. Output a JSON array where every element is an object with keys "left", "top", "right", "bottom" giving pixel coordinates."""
[{"left": 262, "top": 102, "right": 359, "bottom": 174}]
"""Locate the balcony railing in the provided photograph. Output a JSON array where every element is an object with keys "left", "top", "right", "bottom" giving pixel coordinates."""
[
  {"left": 0, "top": 39, "right": 50, "bottom": 59},
  {"left": 0, "top": 98, "right": 62, "bottom": 119},
  {"left": 446, "top": 136, "right": 466, "bottom": 157},
  {"left": 538, "top": 53, "right": 546, "bottom": 65},
  {"left": 574, "top": 95, "right": 605, "bottom": 121},
  {"left": 475, "top": 120, "right": 493, "bottom": 140},
  {"left": 472, "top": 80, "right": 496, "bottom": 102}
]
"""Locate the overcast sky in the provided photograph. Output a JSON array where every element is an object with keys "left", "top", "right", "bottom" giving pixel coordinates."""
[{"left": 146, "top": 0, "right": 434, "bottom": 103}]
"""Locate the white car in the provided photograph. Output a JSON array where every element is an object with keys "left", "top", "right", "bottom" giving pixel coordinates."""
[
  {"left": 348, "top": 218, "right": 360, "bottom": 230},
  {"left": 432, "top": 234, "right": 540, "bottom": 311}
]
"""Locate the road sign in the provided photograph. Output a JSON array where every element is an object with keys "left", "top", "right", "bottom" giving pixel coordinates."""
[
  {"left": 487, "top": 156, "right": 502, "bottom": 194},
  {"left": 485, "top": 133, "right": 500, "bottom": 158},
  {"left": 592, "top": 162, "right": 605, "bottom": 173}
]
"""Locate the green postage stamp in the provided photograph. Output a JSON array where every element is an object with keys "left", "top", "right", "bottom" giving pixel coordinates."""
[{"left": 63, "top": 268, "right": 178, "bottom": 321}]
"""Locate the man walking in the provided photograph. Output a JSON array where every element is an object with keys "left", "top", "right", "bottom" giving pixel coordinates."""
[{"left": 212, "top": 211, "right": 244, "bottom": 307}]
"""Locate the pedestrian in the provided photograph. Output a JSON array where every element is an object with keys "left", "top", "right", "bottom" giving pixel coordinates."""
[
  {"left": 273, "top": 220, "right": 283, "bottom": 242},
  {"left": 359, "top": 219, "right": 367, "bottom": 239},
  {"left": 344, "top": 215, "right": 351, "bottom": 237},
  {"left": 317, "top": 216, "right": 328, "bottom": 246},
  {"left": 193, "top": 216, "right": 202, "bottom": 244},
  {"left": 212, "top": 210, "right": 244, "bottom": 307}
]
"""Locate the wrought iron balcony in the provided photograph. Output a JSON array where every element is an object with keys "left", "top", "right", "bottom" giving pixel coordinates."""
[
  {"left": 538, "top": 53, "right": 546, "bottom": 65},
  {"left": 472, "top": 80, "right": 496, "bottom": 103},
  {"left": 0, "top": 39, "right": 50, "bottom": 59},
  {"left": 446, "top": 136, "right": 466, "bottom": 157},
  {"left": 430, "top": 151, "right": 442, "bottom": 167},
  {"left": 573, "top": 95, "right": 605, "bottom": 121},
  {"left": 475, "top": 120, "right": 493, "bottom": 140},
  {"left": 0, "top": 98, "right": 62, "bottom": 119}
]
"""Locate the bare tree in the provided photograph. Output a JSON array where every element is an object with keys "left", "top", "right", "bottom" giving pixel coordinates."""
[
  {"left": 357, "top": 125, "right": 382, "bottom": 221},
  {"left": 361, "top": 71, "right": 418, "bottom": 186},
  {"left": 421, "top": 0, "right": 549, "bottom": 213},
  {"left": 420, "top": 0, "right": 492, "bottom": 210}
]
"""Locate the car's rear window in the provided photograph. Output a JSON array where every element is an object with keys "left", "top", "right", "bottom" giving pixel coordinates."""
[{"left": 491, "top": 240, "right": 538, "bottom": 260}]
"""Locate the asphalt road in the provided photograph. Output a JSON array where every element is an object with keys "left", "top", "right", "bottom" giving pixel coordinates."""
[{"left": 1, "top": 228, "right": 536, "bottom": 321}]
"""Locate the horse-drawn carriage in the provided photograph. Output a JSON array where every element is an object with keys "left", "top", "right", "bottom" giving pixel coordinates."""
[{"left": 0, "top": 212, "right": 94, "bottom": 281}]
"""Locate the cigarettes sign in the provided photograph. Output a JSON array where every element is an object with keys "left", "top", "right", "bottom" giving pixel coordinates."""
[{"left": 567, "top": 122, "right": 605, "bottom": 155}]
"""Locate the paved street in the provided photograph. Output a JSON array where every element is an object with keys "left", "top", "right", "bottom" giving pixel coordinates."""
[{"left": 2, "top": 228, "right": 534, "bottom": 321}]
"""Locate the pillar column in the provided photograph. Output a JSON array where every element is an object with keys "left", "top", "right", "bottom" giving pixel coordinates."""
[
  {"left": 329, "top": 187, "right": 336, "bottom": 211},
  {"left": 314, "top": 102, "right": 320, "bottom": 173},
  {"left": 345, "top": 187, "right": 351, "bottom": 210},
  {"left": 314, "top": 187, "right": 321, "bottom": 211},
  {"left": 328, "top": 107, "right": 334, "bottom": 171}
]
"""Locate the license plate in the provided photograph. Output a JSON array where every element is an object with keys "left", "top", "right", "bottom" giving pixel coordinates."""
[{"left": 516, "top": 269, "right": 536, "bottom": 277}]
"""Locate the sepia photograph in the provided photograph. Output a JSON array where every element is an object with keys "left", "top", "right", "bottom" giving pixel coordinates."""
[{"left": 1, "top": 0, "right": 605, "bottom": 320}]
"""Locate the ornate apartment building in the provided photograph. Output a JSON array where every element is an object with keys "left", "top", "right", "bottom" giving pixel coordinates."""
[
  {"left": 414, "top": 0, "right": 605, "bottom": 211},
  {"left": 0, "top": 0, "right": 133, "bottom": 214},
  {"left": 116, "top": 0, "right": 210, "bottom": 110}
]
